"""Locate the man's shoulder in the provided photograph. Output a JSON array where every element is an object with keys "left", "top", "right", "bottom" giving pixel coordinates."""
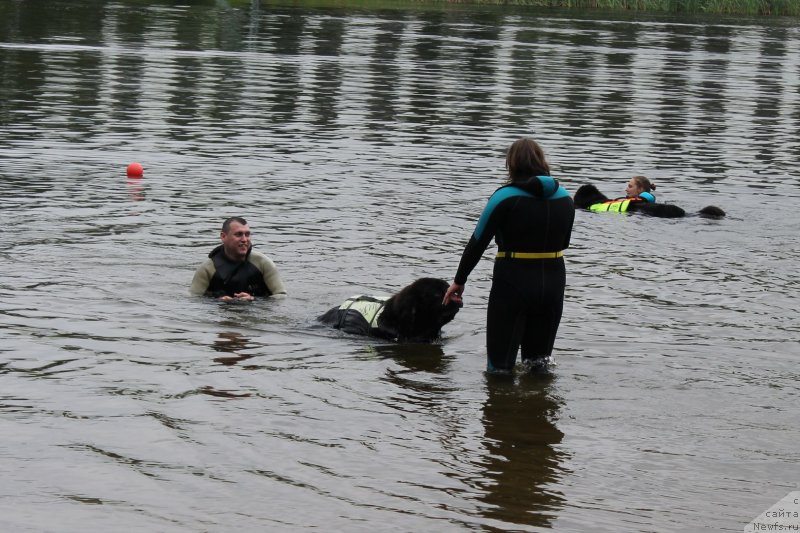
[
  {"left": 196, "top": 256, "right": 215, "bottom": 271},
  {"left": 247, "top": 249, "right": 277, "bottom": 268}
]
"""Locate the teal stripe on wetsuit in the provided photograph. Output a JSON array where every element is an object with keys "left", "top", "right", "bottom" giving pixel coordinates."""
[{"left": 473, "top": 176, "right": 570, "bottom": 241}]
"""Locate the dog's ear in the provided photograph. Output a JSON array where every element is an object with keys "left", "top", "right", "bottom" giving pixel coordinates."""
[{"left": 381, "top": 294, "right": 417, "bottom": 338}]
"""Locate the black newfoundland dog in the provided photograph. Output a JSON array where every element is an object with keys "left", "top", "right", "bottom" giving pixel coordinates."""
[
  {"left": 318, "top": 278, "right": 462, "bottom": 342},
  {"left": 574, "top": 184, "right": 725, "bottom": 219}
]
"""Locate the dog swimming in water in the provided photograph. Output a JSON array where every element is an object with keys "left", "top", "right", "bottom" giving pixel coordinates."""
[
  {"left": 574, "top": 184, "right": 725, "bottom": 219},
  {"left": 318, "top": 278, "right": 462, "bottom": 342}
]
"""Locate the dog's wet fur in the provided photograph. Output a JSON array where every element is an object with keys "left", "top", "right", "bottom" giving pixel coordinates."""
[
  {"left": 574, "top": 184, "right": 725, "bottom": 219},
  {"left": 319, "top": 277, "right": 462, "bottom": 342}
]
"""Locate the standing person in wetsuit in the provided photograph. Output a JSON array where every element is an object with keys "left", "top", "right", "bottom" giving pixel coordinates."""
[
  {"left": 190, "top": 217, "right": 286, "bottom": 301},
  {"left": 443, "top": 138, "right": 575, "bottom": 373}
]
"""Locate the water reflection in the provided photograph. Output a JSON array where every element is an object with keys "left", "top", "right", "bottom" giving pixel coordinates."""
[
  {"left": 367, "top": 21, "right": 404, "bottom": 131},
  {"left": 212, "top": 331, "right": 255, "bottom": 366},
  {"left": 692, "top": 25, "right": 732, "bottom": 181},
  {"left": 458, "top": 14, "right": 504, "bottom": 129},
  {"left": 653, "top": 27, "right": 692, "bottom": 165},
  {"left": 2, "top": 2, "right": 800, "bottom": 531},
  {"left": 478, "top": 373, "right": 566, "bottom": 529},
  {"left": 752, "top": 28, "right": 785, "bottom": 169},
  {"left": 369, "top": 342, "right": 449, "bottom": 374},
  {"left": 2, "top": 2, "right": 797, "bottom": 181},
  {"left": 126, "top": 177, "right": 145, "bottom": 202}
]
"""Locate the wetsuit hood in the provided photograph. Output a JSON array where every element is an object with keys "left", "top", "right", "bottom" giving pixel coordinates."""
[{"left": 511, "top": 176, "right": 560, "bottom": 198}]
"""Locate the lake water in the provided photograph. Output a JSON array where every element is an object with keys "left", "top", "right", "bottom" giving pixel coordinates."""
[{"left": 1, "top": 1, "right": 799, "bottom": 531}]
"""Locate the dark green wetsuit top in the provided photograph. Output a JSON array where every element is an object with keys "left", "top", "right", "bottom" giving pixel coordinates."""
[{"left": 190, "top": 245, "right": 286, "bottom": 298}]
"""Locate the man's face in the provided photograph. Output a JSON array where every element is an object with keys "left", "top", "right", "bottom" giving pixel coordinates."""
[{"left": 220, "top": 221, "right": 252, "bottom": 261}]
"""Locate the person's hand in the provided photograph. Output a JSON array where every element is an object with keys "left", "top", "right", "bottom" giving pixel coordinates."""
[
  {"left": 443, "top": 283, "right": 464, "bottom": 306},
  {"left": 232, "top": 292, "right": 254, "bottom": 301},
  {"left": 220, "top": 292, "right": 254, "bottom": 302}
]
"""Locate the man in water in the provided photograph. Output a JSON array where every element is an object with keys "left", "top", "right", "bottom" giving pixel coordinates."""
[{"left": 190, "top": 217, "right": 286, "bottom": 300}]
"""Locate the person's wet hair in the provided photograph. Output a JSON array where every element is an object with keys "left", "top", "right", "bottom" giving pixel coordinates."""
[
  {"left": 506, "top": 138, "right": 550, "bottom": 181},
  {"left": 631, "top": 175, "right": 655, "bottom": 192}
]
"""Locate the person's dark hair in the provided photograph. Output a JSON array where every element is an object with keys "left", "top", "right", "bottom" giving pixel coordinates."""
[
  {"left": 505, "top": 138, "right": 550, "bottom": 181},
  {"left": 221, "top": 217, "right": 248, "bottom": 233},
  {"left": 632, "top": 175, "right": 656, "bottom": 192}
]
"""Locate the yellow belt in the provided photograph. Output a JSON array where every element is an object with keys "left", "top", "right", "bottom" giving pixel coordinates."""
[{"left": 496, "top": 251, "right": 564, "bottom": 259}]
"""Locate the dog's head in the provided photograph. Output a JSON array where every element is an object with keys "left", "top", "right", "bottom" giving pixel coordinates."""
[
  {"left": 698, "top": 205, "right": 726, "bottom": 218},
  {"left": 380, "top": 278, "right": 462, "bottom": 342},
  {"left": 573, "top": 184, "right": 610, "bottom": 209}
]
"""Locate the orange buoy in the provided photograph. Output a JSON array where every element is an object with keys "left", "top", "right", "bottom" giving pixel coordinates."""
[{"left": 127, "top": 162, "right": 144, "bottom": 178}]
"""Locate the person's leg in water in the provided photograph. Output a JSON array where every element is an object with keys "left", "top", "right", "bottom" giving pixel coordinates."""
[
  {"left": 519, "top": 305, "right": 561, "bottom": 372},
  {"left": 520, "top": 262, "right": 565, "bottom": 372},
  {"left": 486, "top": 276, "right": 525, "bottom": 373}
]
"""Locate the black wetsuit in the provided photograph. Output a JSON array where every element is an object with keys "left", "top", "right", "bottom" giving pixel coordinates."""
[{"left": 454, "top": 176, "right": 575, "bottom": 371}]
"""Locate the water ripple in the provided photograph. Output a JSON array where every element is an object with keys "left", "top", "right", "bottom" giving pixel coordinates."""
[{"left": 2, "top": 3, "right": 799, "bottom": 532}]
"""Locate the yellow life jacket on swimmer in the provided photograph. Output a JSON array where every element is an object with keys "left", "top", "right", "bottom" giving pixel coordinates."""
[{"left": 339, "top": 296, "right": 388, "bottom": 328}]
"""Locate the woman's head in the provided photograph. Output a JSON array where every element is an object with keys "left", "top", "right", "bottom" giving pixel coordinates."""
[
  {"left": 626, "top": 175, "right": 655, "bottom": 198},
  {"left": 506, "top": 138, "right": 550, "bottom": 181}
]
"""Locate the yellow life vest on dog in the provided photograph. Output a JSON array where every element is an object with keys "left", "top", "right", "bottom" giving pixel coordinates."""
[
  {"left": 589, "top": 195, "right": 655, "bottom": 213},
  {"left": 590, "top": 199, "right": 634, "bottom": 213},
  {"left": 339, "top": 296, "right": 388, "bottom": 328}
]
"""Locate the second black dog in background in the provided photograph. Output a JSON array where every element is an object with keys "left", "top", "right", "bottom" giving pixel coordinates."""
[{"left": 319, "top": 278, "right": 462, "bottom": 342}]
